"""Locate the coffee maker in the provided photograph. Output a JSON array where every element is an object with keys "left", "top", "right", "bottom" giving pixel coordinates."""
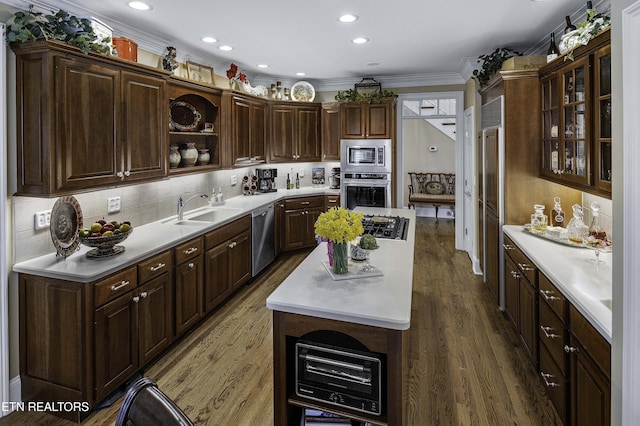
[
  {"left": 329, "top": 167, "right": 341, "bottom": 189},
  {"left": 256, "top": 168, "right": 278, "bottom": 193}
]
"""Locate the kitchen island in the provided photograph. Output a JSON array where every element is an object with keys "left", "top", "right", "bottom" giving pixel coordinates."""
[{"left": 266, "top": 207, "right": 416, "bottom": 426}]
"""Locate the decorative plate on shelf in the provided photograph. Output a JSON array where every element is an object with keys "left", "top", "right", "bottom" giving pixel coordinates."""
[
  {"left": 50, "top": 195, "right": 83, "bottom": 258},
  {"left": 169, "top": 101, "right": 202, "bottom": 131},
  {"left": 290, "top": 81, "right": 315, "bottom": 102}
]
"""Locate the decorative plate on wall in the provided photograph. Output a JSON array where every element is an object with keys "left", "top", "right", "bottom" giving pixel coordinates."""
[
  {"left": 50, "top": 195, "right": 83, "bottom": 258},
  {"left": 169, "top": 101, "right": 202, "bottom": 131},
  {"left": 290, "top": 81, "right": 315, "bottom": 102}
]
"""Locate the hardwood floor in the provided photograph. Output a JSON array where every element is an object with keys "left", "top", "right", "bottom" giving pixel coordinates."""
[{"left": 1, "top": 217, "right": 562, "bottom": 426}]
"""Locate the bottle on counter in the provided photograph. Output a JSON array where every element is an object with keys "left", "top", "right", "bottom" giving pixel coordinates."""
[
  {"left": 289, "top": 168, "right": 295, "bottom": 189},
  {"left": 547, "top": 33, "right": 559, "bottom": 63},
  {"left": 531, "top": 204, "right": 548, "bottom": 233},
  {"left": 218, "top": 187, "right": 224, "bottom": 203},
  {"left": 295, "top": 173, "right": 300, "bottom": 189},
  {"left": 589, "top": 201, "right": 607, "bottom": 240},
  {"left": 551, "top": 197, "right": 565, "bottom": 227},
  {"left": 286, "top": 174, "right": 290, "bottom": 190},
  {"left": 567, "top": 203, "right": 589, "bottom": 244}
]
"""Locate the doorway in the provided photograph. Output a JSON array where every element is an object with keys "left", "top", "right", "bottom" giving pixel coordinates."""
[{"left": 396, "top": 92, "right": 464, "bottom": 250}]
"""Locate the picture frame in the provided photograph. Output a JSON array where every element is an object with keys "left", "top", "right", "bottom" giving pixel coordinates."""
[
  {"left": 186, "top": 61, "right": 214, "bottom": 85},
  {"left": 312, "top": 167, "right": 325, "bottom": 185}
]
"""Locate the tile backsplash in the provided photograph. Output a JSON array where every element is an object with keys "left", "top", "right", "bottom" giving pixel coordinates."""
[
  {"left": 582, "top": 193, "right": 613, "bottom": 241},
  {"left": 12, "top": 162, "right": 337, "bottom": 263}
]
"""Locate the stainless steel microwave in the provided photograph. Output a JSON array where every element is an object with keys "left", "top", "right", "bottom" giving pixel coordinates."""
[{"left": 340, "top": 139, "right": 392, "bottom": 173}]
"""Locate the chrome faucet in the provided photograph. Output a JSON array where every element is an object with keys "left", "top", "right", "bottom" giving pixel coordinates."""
[{"left": 177, "top": 192, "right": 209, "bottom": 220}]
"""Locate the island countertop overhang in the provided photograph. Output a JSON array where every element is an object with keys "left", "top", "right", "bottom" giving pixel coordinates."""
[{"left": 266, "top": 207, "right": 416, "bottom": 330}]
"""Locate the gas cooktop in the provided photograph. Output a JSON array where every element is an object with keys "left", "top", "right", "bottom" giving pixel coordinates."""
[{"left": 361, "top": 215, "right": 409, "bottom": 240}]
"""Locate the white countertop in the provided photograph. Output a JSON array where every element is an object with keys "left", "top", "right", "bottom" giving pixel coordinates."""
[
  {"left": 266, "top": 207, "right": 416, "bottom": 330},
  {"left": 503, "top": 225, "right": 612, "bottom": 342},
  {"left": 12, "top": 187, "right": 339, "bottom": 283}
]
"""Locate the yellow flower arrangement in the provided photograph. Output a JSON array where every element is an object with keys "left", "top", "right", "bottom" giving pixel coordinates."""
[{"left": 314, "top": 207, "right": 364, "bottom": 243}]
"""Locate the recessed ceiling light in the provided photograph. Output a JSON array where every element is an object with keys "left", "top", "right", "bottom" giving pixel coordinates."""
[
  {"left": 352, "top": 37, "right": 369, "bottom": 44},
  {"left": 296, "top": 72, "right": 306, "bottom": 76},
  {"left": 218, "top": 45, "right": 233, "bottom": 51},
  {"left": 128, "top": 1, "right": 152, "bottom": 11},
  {"left": 257, "top": 64, "right": 269, "bottom": 68},
  {"left": 338, "top": 14, "right": 358, "bottom": 23},
  {"left": 201, "top": 36, "right": 217, "bottom": 43}
]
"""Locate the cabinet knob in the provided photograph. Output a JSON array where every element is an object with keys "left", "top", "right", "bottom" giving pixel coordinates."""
[
  {"left": 564, "top": 344, "right": 579, "bottom": 353},
  {"left": 140, "top": 291, "right": 148, "bottom": 298},
  {"left": 188, "top": 262, "right": 195, "bottom": 269},
  {"left": 133, "top": 296, "right": 140, "bottom": 303},
  {"left": 228, "top": 242, "right": 237, "bottom": 249},
  {"left": 124, "top": 170, "right": 131, "bottom": 177}
]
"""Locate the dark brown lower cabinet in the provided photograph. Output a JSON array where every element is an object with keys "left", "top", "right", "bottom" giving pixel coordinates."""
[
  {"left": 203, "top": 215, "right": 252, "bottom": 313},
  {"left": 283, "top": 196, "right": 324, "bottom": 251},
  {"left": 174, "top": 237, "right": 204, "bottom": 337}
]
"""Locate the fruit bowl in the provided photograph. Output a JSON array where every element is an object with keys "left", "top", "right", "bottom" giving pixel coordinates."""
[{"left": 79, "top": 229, "right": 133, "bottom": 258}]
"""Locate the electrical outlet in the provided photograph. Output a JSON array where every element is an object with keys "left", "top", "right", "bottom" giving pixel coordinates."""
[
  {"left": 230, "top": 175, "right": 237, "bottom": 185},
  {"left": 34, "top": 210, "right": 51, "bottom": 230},
  {"left": 107, "top": 197, "right": 121, "bottom": 213},
  {"left": 299, "top": 169, "right": 304, "bottom": 178}
]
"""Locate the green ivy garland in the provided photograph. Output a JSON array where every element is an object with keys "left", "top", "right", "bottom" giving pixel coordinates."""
[
  {"left": 335, "top": 88, "right": 397, "bottom": 103},
  {"left": 472, "top": 47, "right": 522, "bottom": 88}
]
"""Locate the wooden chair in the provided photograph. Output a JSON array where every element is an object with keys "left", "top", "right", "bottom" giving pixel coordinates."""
[
  {"left": 115, "top": 377, "right": 194, "bottom": 426},
  {"left": 408, "top": 172, "right": 456, "bottom": 223}
]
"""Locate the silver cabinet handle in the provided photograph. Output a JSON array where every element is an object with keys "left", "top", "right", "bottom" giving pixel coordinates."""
[
  {"left": 301, "top": 201, "right": 310, "bottom": 205},
  {"left": 503, "top": 244, "right": 515, "bottom": 250},
  {"left": 150, "top": 262, "right": 166, "bottom": 272},
  {"left": 540, "top": 326, "right": 559, "bottom": 339},
  {"left": 564, "top": 345, "right": 579, "bottom": 353},
  {"left": 540, "top": 372, "right": 560, "bottom": 387},
  {"left": 540, "top": 289, "right": 560, "bottom": 301},
  {"left": 111, "top": 280, "right": 130, "bottom": 291},
  {"left": 184, "top": 247, "right": 198, "bottom": 255},
  {"left": 510, "top": 270, "right": 521, "bottom": 279},
  {"left": 518, "top": 263, "right": 535, "bottom": 271}
]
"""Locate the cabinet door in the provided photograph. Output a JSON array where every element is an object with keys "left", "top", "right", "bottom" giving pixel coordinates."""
[
  {"left": 321, "top": 104, "right": 341, "bottom": 160},
  {"left": 519, "top": 276, "right": 537, "bottom": 361},
  {"left": 284, "top": 209, "right": 309, "bottom": 250},
  {"left": 121, "top": 71, "right": 167, "bottom": 181},
  {"left": 232, "top": 97, "right": 251, "bottom": 164},
  {"left": 341, "top": 104, "right": 365, "bottom": 138},
  {"left": 594, "top": 45, "right": 612, "bottom": 194},
  {"left": 274, "top": 201, "right": 286, "bottom": 257},
  {"left": 504, "top": 254, "right": 519, "bottom": 330},
  {"left": 486, "top": 211, "right": 500, "bottom": 299},
  {"left": 270, "top": 105, "right": 296, "bottom": 161},
  {"left": 484, "top": 128, "right": 499, "bottom": 215},
  {"left": 203, "top": 243, "right": 230, "bottom": 313},
  {"left": 366, "top": 103, "right": 392, "bottom": 138},
  {"left": 569, "top": 337, "right": 611, "bottom": 426},
  {"left": 541, "top": 73, "right": 561, "bottom": 179},
  {"left": 174, "top": 256, "right": 203, "bottom": 336},
  {"left": 138, "top": 274, "right": 173, "bottom": 366},
  {"left": 55, "top": 56, "right": 121, "bottom": 191},
  {"left": 94, "top": 291, "right": 138, "bottom": 402},
  {"left": 228, "top": 229, "right": 252, "bottom": 291},
  {"left": 296, "top": 106, "right": 320, "bottom": 161},
  {"left": 250, "top": 101, "right": 267, "bottom": 163}
]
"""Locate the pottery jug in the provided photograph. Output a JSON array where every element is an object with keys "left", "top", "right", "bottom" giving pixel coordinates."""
[
  {"left": 169, "top": 145, "right": 181, "bottom": 168},
  {"left": 179, "top": 142, "right": 198, "bottom": 167},
  {"left": 197, "top": 148, "right": 210, "bottom": 166}
]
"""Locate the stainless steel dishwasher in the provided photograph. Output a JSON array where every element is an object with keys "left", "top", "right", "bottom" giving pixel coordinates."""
[{"left": 251, "top": 203, "right": 275, "bottom": 277}]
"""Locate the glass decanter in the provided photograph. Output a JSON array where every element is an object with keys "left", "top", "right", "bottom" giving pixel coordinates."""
[
  {"left": 531, "top": 204, "right": 548, "bottom": 233},
  {"left": 566, "top": 204, "right": 589, "bottom": 244},
  {"left": 589, "top": 201, "right": 607, "bottom": 241}
]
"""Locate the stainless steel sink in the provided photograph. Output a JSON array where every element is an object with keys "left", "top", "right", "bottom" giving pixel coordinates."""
[
  {"left": 171, "top": 220, "right": 211, "bottom": 226},
  {"left": 601, "top": 299, "right": 612, "bottom": 310}
]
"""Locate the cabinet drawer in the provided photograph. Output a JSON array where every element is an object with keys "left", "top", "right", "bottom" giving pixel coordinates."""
[
  {"left": 503, "top": 236, "right": 536, "bottom": 283},
  {"left": 570, "top": 304, "right": 611, "bottom": 378},
  {"left": 138, "top": 251, "right": 172, "bottom": 283},
  {"left": 539, "top": 343, "right": 568, "bottom": 423},
  {"left": 285, "top": 196, "right": 324, "bottom": 210},
  {"left": 94, "top": 266, "right": 138, "bottom": 307},
  {"left": 539, "top": 273, "right": 567, "bottom": 321},
  {"left": 539, "top": 299, "right": 567, "bottom": 374},
  {"left": 204, "top": 215, "right": 251, "bottom": 250},
  {"left": 175, "top": 237, "right": 203, "bottom": 264},
  {"left": 325, "top": 195, "right": 340, "bottom": 209}
]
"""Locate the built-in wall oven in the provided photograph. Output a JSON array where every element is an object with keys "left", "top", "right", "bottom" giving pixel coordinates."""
[{"left": 340, "top": 139, "right": 392, "bottom": 209}]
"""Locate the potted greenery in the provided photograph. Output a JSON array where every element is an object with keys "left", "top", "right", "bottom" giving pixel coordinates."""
[
  {"left": 5, "top": 6, "right": 111, "bottom": 55},
  {"left": 472, "top": 47, "right": 522, "bottom": 89},
  {"left": 334, "top": 88, "right": 397, "bottom": 103}
]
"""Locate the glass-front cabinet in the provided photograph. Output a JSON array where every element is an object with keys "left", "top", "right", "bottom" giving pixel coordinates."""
[{"left": 539, "top": 28, "right": 610, "bottom": 198}]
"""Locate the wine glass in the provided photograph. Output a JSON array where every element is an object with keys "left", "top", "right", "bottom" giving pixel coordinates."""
[{"left": 361, "top": 249, "right": 375, "bottom": 272}]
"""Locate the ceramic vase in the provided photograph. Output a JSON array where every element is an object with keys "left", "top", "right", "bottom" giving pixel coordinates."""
[
  {"left": 169, "top": 145, "right": 181, "bottom": 168},
  {"left": 179, "top": 142, "right": 198, "bottom": 167},
  {"left": 332, "top": 242, "right": 348, "bottom": 275},
  {"left": 196, "top": 148, "right": 210, "bottom": 166}
]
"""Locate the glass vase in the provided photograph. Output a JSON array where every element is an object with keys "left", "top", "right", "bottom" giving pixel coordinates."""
[{"left": 332, "top": 242, "right": 348, "bottom": 275}]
